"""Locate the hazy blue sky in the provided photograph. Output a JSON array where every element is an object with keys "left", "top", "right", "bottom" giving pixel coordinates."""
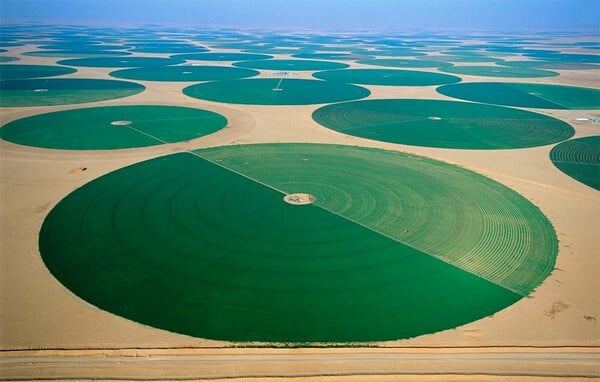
[{"left": 2, "top": 0, "right": 599, "bottom": 31}]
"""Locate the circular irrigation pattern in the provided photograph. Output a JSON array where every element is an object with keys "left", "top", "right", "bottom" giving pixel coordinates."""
[
  {"left": 550, "top": 136, "right": 600, "bottom": 190},
  {"left": 313, "top": 99, "right": 574, "bottom": 149},
  {"left": 498, "top": 60, "right": 600, "bottom": 71},
  {"left": 291, "top": 52, "right": 373, "bottom": 60},
  {"left": 437, "top": 82, "right": 600, "bottom": 109},
  {"left": 40, "top": 143, "right": 557, "bottom": 343},
  {"left": 232, "top": 59, "right": 349, "bottom": 71},
  {"left": 312, "top": 69, "right": 461, "bottom": 86},
  {"left": 0, "top": 78, "right": 145, "bottom": 107},
  {"left": 56, "top": 56, "right": 185, "bottom": 68},
  {"left": 0, "top": 64, "right": 76, "bottom": 80},
  {"left": 439, "top": 65, "right": 558, "bottom": 78},
  {"left": 110, "top": 65, "right": 259, "bottom": 82},
  {"left": 356, "top": 58, "right": 452, "bottom": 68},
  {"left": 23, "top": 50, "right": 133, "bottom": 58},
  {"left": 0, "top": 105, "right": 226, "bottom": 149},
  {"left": 171, "top": 52, "right": 273, "bottom": 61},
  {"left": 183, "top": 78, "right": 370, "bottom": 105}
]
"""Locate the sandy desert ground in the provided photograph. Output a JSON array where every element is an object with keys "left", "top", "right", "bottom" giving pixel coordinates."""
[{"left": 0, "top": 35, "right": 599, "bottom": 379}]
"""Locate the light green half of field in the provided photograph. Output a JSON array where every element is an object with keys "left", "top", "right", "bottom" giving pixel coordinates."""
[
  {"left": 183, "top": 78, "right": 370, "bottom": 105},
  {"left": 198, "top": 144, "right": 557, "bottom": 297},
  {"left": 40, "top": 143, "right": 559, "bottom": 342},
  {"left": 437, "top": 82, "right": 600, "bottom": 109},
  {"left": 0, "top": 78, "right": 145, "bottom": 107},
  {"left": 439, "top": 65, "right": 559, "bottom": 78},
  {"left": 0, "top": 64, "right": 76, "bottom": 80},
  {"left": 312, "top": 99, "right": 574, "bottom": 149},
  {"left": 0, "top": 105, "right": 227, "bottom": 149},
  {"left": 109, "top": 65, "right": 259, "bottom": 82},
  {"left": 312, "top": 68, "right": 461, "bottom": 86},
  {"left": 550, "top": 136, "right": 600, "bottom": 190}
]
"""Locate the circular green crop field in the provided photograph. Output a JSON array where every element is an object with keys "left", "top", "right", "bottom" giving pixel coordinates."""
[
  {"left": 313, "top": 99, "right": 573, "bottom": 149},
  {"left": 356, "top": 58, "right": 452, "bottom": 68},
  {"left": 312, "top": 69, "right": 461, "bottom": 86},
  {"left": 40, "top": 143, "right": 556, "bottom": 343},
  {"left": 498, "top": 60, "right": 600, "bottom": 71},
  {"left": 23, "top": 50, "right": 133, "bottom": 58},
  {"left": 183, "top": 78, "right": 370, "bottom": 105},
  {"left": 437, "top": 82, "right": 600, "bottom": 109},
  {"left": 233, "top": 59, "right": 348, "bottom": 71},
  {"left": 292, "top": 52, "right": 373, "bottom": 60},
  {"left": 0, "top": 105, "right": 226, "bottom": 149},
  {"left": 56, "top": 56, "right": 185, "bottom": 68},
  {"left": 439, "top": 65, "right": 558, "bottom": 78},
  {"left": 171, "top": 52, "right": 273, "bottom": 61},
  {"left": 0, "top": 78, "right": 145, "bottom": 107},
  {"left": 110, "top": 65, "right": 259, "bottom": 82},
  {"left": 0, "top": 64, "right": 76, "bottom": 80},
  {"left": 128, "top": 43, "right": 208, "bottom": 54},
  {"left": 550, "top": 136, "right": 600, "bottom": 190}
]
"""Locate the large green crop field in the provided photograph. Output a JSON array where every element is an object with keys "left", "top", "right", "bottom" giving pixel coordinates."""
[
  {"left": 312, "top": 99, "right": 574, "bottom": 149},
  {"left": 39, "top": 144, "right": 557, "bottom": 343}
]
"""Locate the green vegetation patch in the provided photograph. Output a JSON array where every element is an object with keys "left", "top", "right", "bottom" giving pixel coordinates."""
[
  {"left": 0, "top": 78, "right": 145, "bottom": 107},
  {"left": 1, "top": 105, "right": 226, "bottom": 149},
  {"left": 56, "top": 56, "right": 185, "bottom": 68},
  {"left": 23, "top": 50, "right": 133, "bottom": 58},
  {"left": 200, "top": 144, "right": 557, "bottom": 296},
  {"left": 357, "top": 58, "right": 452, "bottom": 68},
  {"left": 0, "top": 64, "right": 76, "bottom": 80},
  {"left": 171, "top": 52, "right": 273, "bottom": 61},
  {"left": 550, "top": 136, "right": 600, "bottom": 190},
  {"left": 233, "top": 59, "right": 348, "bottom": 71},
  {"left": 42, "top": 143, "right": 557, "bottom": 342},
  {"left": 128, "top": 43, "right": 208, "bottom": 54},
  {"left": 313, "top": 99, "right": 573, "bottom": 149},
  {"left": 437, "top": 82, "right": 600, "bottom": 109},
  {"left": 0, "top": 56, "right": 20, "bottom": 63},
  {"left": 312, "top": 68, "right": 461, "bottom": 86},
  {"left": 110, "top": 65, "right": 259, "bottom": 82},
  {"left": 183, "top": 78, "right": 370, "bottom": 105},
  {"left": 439, "top": 65, "right": 558, "bottom": 78},
  {"left": 292, "top": 53, "right": 373, "bottom": 60}
]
